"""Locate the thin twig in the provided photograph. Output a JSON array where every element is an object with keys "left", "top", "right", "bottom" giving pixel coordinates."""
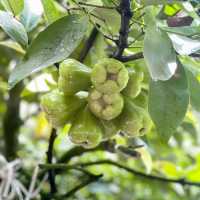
[
  {"left": 128, "top": 31, "right": 144, "bottom": 47},
  {"left": 130, "top": 18, "right": 145, "bottom": 26},
  {"left": 40, "top": 160, "right": 200, "bottom": 188},
  {"left": 58, "top": 140, "right": 116, "bottom": 164},
  {"left": 133, "top": 6, "right": 145, "bottom": 13},
  {"left": 60, "top": 174, "right": 103, "bottom": 198},
  {"left": 71, "top": 0, "right": 117, "bottom": 43},
  {"left": 40, "top": 164, "right": 103, "bottom": 198},
  {"left": 118, "top": 51, "right": 199, "bottom": 62},
  {"left": 79, "top": 160, "right": 200, "bottom": 187},
  {"left": 46, "top": 128, "right": 57, "bottom": 194},
  {"left": 117, "top": 145, "right": 141, "bottom": 158},
  {"left": 78, "top": 2, "right": 116, "bottom": 9}
]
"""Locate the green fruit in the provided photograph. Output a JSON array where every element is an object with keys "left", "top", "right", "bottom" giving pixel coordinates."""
[
  {"left": 91, "top": 58, "right": 129, "bottom": 94},
  {"left": 100, "top": 119, "right": 119, "bottom": 140},
  {"left": 122, "top": 68, "right": 144, "bottom": 99},
  {"left": 133, "top": 90, "right": 148, "bottom": 108},
  {"left": 58, "top": 59, "right": 91, "bottom": 95},
  {"left": 115, "top": 97, "right": 144, "bottom": 137},
  {"left": 69, "top": 106, "right": 102, "bottom": 149},
  {"left": 40, "top": 90, "right": 86, "bottom": 128},
  {"left": 88, "top": 88, "right": 124, "bottom": 120},
  {"left": 140, "top": 109, "right": 152, "bottom": 136}
]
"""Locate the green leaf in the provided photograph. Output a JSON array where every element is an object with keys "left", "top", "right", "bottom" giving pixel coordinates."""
[
  {"left": 180, "top": 56, "right": 200, "bottom": 76},
  {"left": 143, "top": 25, "right": 177, "bottom": 81},
  {"left": 168, "top": 34, "right": 200, "bottom": 55},
  {"left": 20, "top": 0, "right": 43, "bottom": 32},
  {"left": 0, "top": 0, "right": 9, "bottom": 11},
  {"left": 186, "top": 70, "right": 200, "bottom": 111},
  {"left": 149, "top": 61, "right": 189, "bottom": 141},
  {"left": 136, "top": 0, "right": 183, "bottom": 6},
  {"left": 0, "top": 40, "right": 25, "bottom": 54},
  {"left": 163, "top": 4, "right": 181, "bottom": 16},
  {"left": 41, "top": 0, "right": 61, "bottom": 24},
  {"left": 0, "top": 0, "right": 24, "bottom": 15},
  {"left": 181, "top": 1, "right": 200, "bottom": 21},
  {"left": 93, "top": 7, "right": 120, "bottom": 35},
  {"left": 186, "top": 165, "right": 200, "bottom": 182},
  {"left": 0, "top": 11, "right": 28, "bottom": 46},
  {"left": 9, "top": 15, "right": 88, "bottom": 89},
  {"left": 137, "top": 146, "right": 153, "bottom": 174},
  {"left": 160, "top": 26, "right": 200, "bottom": 37},
  {"left": 7, "top": 0, "right": 24, "bottom": 15},
  {"left": 144, "top": 6, "right": 158, "bottom": 26}
]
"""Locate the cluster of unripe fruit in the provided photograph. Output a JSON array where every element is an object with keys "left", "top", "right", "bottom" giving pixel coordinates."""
[{"left": 41, "top": 58, "right": 151, "bottom": 148}]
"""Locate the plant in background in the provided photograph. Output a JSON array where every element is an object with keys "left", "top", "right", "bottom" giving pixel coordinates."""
[{"left": 0, "top": 155, "right": 46, "bottom": 200}]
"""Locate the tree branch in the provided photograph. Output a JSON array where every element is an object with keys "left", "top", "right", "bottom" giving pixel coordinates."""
[
  {"left": 79, "top": 27, "right": 99, "bottom": 62},
  {"left": 60, "top": 173, "right": 103, "bottom": 198},
  {"left": 120, "top": 52, "right": 144, "bottom": 62},
  {"left": 114, "top": 0, "right": 133, "bottom": 59},
  {"left": 79, "top": 160, "right": 200, "bottom": 187},
  {"left": 40, "top": 164, "right": 103, "bottom": 198},
  {"left": 3, "top": 82, "right": 23, "bottom": 160},
  {"left": 78, "top": 2, "right": 115, "bottom": 9},
  {"left": 113, "top": 51, "right": 199, "bottom": 63},
  {"left": 46, "top": 128, "right": 57, "bottom": 194},
  {"left": 190, "top": 53, "right": 200, "bottom": 58},
  {"left": 58, "top": 140, "right": 116, "bottom": 164},
  {"left": 40, "top": 160, "right": 200, "bottom": 188}
]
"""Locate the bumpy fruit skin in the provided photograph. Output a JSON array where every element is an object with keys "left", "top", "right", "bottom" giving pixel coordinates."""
[
  {"left": 88, "top": 88, "right": 124, "bottom": 120},
  {"left": 40, "top": 90, "right": 86, "bottom": 128},
  {"left": 115, "top": 97, "right": 145, "bottom": 137},
  {"left": 58, "top": 59, "right": 91, "bottom": 95},
  {"left": 122, "top": 68, "right": 144, "bottom": 99},
  {"left": 91, "top": 58, "right": 129, "bottom": 94},
  {"left": 69, "top": 106, "right": 102, "bottom": 149},
  {"left": 100, "top": 119, "right": 119, "bottom": 140}
]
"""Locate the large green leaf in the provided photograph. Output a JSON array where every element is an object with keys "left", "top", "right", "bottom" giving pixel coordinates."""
[
  {"left": 0, "top": 11, "right": 28, "bottom": 46},
  {"left": 149, "top": 61, "right": 189, "bottom": 141},
  {"left": 143, "top": 25, "right": 177, "bottom": 81},
  {"left": 9, "top": 15, "right": 88, "bottom": 88},
  {"left": 41, "top": 0, "right": 61, "bottom": 24}
]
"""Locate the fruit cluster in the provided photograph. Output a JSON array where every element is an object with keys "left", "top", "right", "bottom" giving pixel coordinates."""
[{"left": 41, "top": 58, "right": 151, "bottom": 148}]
